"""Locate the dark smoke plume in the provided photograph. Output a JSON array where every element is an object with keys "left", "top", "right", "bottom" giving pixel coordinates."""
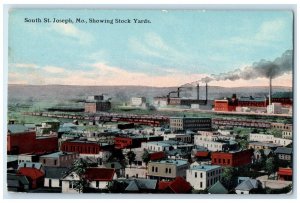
[
  {"left": 200, "top": 76, "right": 214, "bottom": 83},
  {"left": 211, "top": 49, "right": 293, "bottom": 81}
]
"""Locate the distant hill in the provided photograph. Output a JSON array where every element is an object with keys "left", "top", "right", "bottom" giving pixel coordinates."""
[{"left": 8, "top": 84, "right": 292, "bottom": 104}]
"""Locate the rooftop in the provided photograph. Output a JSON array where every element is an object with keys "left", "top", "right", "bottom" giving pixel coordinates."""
[
  {"left": 248, "top": 141, "right": 281, "bottom": 147},
  {"left": 274, "top": 147, "right": 293, "bottom": 155},
  {"left": 40, "top": 151, "right": 75, "bottom": 158},
  {"left": 151, "top": 159, "right": 188, "bottom": 166},
  {"left": 44, "top": 166, "right": 68, "bottom": 179},
  {"left": 190, "top": 164, "right": 221, "bottom": 171},
  {"left": 8, "top": 124, "right": 30, "bottom": 134}
]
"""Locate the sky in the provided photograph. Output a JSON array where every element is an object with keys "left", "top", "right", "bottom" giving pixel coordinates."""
[{"left": 8, "top": 9, "right": 294, "bottom": 87}]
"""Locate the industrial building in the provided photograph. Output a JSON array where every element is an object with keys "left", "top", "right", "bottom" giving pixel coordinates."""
[
  {"left": 84, "top": 95, "right": 111, "bottom": 113},
  {"left": 169, "top": 117, "right": 212, "bottom": 132}
]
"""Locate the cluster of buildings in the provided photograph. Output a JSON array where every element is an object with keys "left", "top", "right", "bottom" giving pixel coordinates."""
[
  {"left": 214, "top": 92, "right": 292, "bottom": 114},
  {"left": 6, "top": 112, "right": 293, "bottom": 194}
]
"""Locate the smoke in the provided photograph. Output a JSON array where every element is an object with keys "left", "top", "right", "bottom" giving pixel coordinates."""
[
  {"left": 200, "top": 76, "right": 214, "bottom": 83},
  {"left": 211, "top": 49, "right": 293, "bottom": 81}
]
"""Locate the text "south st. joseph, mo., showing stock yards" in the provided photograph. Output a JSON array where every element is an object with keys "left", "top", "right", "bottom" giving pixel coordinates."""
[{"left": 24, "top": 17, "right": 151, "bottom": 24}]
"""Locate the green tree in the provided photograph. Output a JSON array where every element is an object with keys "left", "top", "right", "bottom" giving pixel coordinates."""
[
  {"left": 142, "top": 149, "right": 151, "bottom": 167},
  {"left": 265, "top": 157, "right": 277, "bottom": 177},
  {"left": 66, "top": 158, "right": 90, "bottom": 193},
  {"left": 126, "top": 151, "right": 136, "bottom": 167},
  {"left": 221, "top": 167, "right": 238, "bottom": 190}
]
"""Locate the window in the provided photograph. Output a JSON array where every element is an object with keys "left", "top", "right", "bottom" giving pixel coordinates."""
[
  {"left": 169, "top": 168, "right": 171, "bottom": 173},
  {"left": 200, "top": 182, "right": 203, "bottom": 188},
  {"left": 69, "top": 181, "right": 72, "bottom": 188},
  {"left": 54, "top": 160, "right": 57, "bottom": 165},
  {"left": 59, "top": 180, "right": 62, "bottom": 187},
  {"left": 96, "top": 181, "right": 99, "bottom": 187},
  {"left": 155, "top": 167, "right": 158, "bottom": 172},
  {"left": 152, "top": 166, "right": 154, "bottom": 172},
  {"left": 195, "top": 172, "right": 197, "bottom": 178},
  {"left": 43, "top": 159, "right": 46, "bottom": 164},
  {"left": 200, "top": 172, "right": 203, "bottom": 178},
  {"left": 165, "top": 168, "right": 168, "bottom": 173}
]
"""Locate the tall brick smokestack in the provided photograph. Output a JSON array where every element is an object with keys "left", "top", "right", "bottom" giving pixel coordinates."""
[
  {"left": 197, "top": 84, "right": 200, "bottom": 100},
  {"left": 269, "top": 77, "right": 272, "bottom": 106}
]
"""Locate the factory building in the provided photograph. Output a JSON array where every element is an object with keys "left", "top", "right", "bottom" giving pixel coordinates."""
[
  {"left": 131, "top": 97, "right": 146, "bottom": 106},
  {"left": 214, "top": 94, "right": 238, "bottom": 111},
  {"left": 169, "top": 117, "right": 212, "bottom": 132},
  {"left": 84, "top": 95, "right": 111, "bottom": 113}
]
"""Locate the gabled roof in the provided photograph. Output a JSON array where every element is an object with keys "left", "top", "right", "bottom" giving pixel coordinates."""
[
  {"left": 274, "top": 147, "right": 292, "bottom": 155},
  {"left": 8, "top": 124, "right": 30, "bottom": 134},
  {"left": 158, "top": 177, "right": 192, "bottom": 193},
  {"left": 18, "top": 167, "right": 44, "bottom": 180},
  {"left": 84, "top": 168, "right": 115, "bottom": 181},
  {"left": 125, "top": 179, "right": 157, "bottom": 191},
  {"left": 44, "top": 166, "right": 68, "bottom": 179},
  {"left": 208, "top": 181, "right": 228, "bottom": 194},
  {"left": 235, "top": 179, "right": 258, "bottom": 191}
]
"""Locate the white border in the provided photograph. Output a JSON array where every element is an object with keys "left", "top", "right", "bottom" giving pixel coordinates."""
[{"left": 1, "top": 1, "right": 299, "bottom": 202}]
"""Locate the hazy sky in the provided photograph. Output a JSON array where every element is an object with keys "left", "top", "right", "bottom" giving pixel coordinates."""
[{"left": 8, "top": 9, "right": 293, "bottom": 87}]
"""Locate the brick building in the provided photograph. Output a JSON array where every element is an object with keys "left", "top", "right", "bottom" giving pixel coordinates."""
[
  {"left": 7, "top": 124, "right": 58, "bottom": 155},
  {"left": 60, "top": 140, "right": 113, "bottom": 154},
  {"left": 39, "top": 151, "right": 79, "bottom": 167},
  {"left": 211, "top": 150, "right": 253, "bottom": 167},
  {"left": 114, "top": 135, "right": 163, "bottom": 149}
]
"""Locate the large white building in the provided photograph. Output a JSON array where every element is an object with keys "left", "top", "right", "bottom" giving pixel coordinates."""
[
  {"left": 267, "top": 103, "right": 283, "bottom": 114},
  {"left": 186, "top": 165, "right": 222, "bottom": 190},
  {"left": 194, "top": 133, "right": 227, "bottom": 151},
  {"left": 249, "top": 133, "right": 274, "bottom": 143}
]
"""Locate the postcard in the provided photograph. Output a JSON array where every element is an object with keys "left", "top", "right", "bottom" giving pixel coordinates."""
[{"left": 6, "top": 8, "right": 294, "bottom": 195}]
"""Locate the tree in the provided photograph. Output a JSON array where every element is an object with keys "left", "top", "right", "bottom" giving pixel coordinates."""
[
  {"left": 142, "top": 149, "right": 151, "bottom": 166},
  {"left": 107, "top": 180, "right": 128, "bottom": 193},
  {"left": 126, "top": 151, "right": 136, "bottom": 167},
  {"left": 220, "top": 167, "right": 238, "bottom": 190},
  {"left": 265, "top": 157, "right": 277, "bottom": 177},
  {"left": 66, "top": 158, "right": 90, "bottom": 193}
]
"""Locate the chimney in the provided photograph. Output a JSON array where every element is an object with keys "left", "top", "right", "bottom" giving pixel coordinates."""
[
  {"left": 197, "top": 84, "right": 200, "bottom": 100},
  {"left": 269, "top": 77, "right": 272, "bottom": 106},
  {"left": 205, "top": 83, "right": 208, "bottom": 104}
]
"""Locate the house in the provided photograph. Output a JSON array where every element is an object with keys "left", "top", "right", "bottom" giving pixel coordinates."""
[
  {"left": 18, "top": 162, "right": 44, "bottom": 173},
  {"left": 61, "top": 167, "right": 117, "bottom": 193},
  {"left": 248, "top": 141, "right": 280, "bottom": 150},
  {"left": 17, "top": 167, "right": 45, "bottom": 189},
  {"left": 158, "top": 176, "right": 192, "bottom": 193},
  {"left": 253, "top": 149, "right": 273, "bottom": 161},
  {"left": 186, "top": 165, "right": 222, "bottom": 190},
  {"left": 44, "top": 166, "right": 68, "bottom": 188},
  {"left": 103, "top": 161, "right": 124, "bottom": 178},
  {"left": 124, "top": 178, "right": 157, "bottom": 193},
  {"left": 274, "top": 147, "right": 292, "bottom": 161},
  {"left": 147, "top": 159, "right": 189, "bottom": 180},
  {"left": 7, "top": 173, "right": 30, "bottom": 192},
  {"left": 235, "top": 178, "right": 261, "bottom": 194},
  {"left": 208, "top": 180, "right": 228, "bottom": 194},
  {"left": 39, "top": 151, "right": 79, "bottom": 167}
]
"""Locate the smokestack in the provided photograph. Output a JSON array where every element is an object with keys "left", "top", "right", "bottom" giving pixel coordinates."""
[
  {"left": 205, "top": 83, "right": 208, "bottom": 103},
  {"left": 269, "top": 77, "right": 272, "bottom": 106},
  {"left": 197, "top": 84, "right": 199, "bottom": 100}
]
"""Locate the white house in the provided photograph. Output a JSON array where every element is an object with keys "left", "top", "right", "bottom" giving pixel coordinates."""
[
  {"left": 273, "top": 138, "right": 292, "bottom": 146},
  {"left": 235, "top": 178, "right": 260, "bottom": 194},
  {"left": 61, "top": 167, "right": 117, "bottom": 193},
  {"left": 131, "top": 97, "right": 146, "bottom": 106},
  {"left": 186, "top": 165, "right": 222, "bottom": 190}
]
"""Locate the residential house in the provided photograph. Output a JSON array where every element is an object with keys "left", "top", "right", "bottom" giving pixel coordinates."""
[
  {"left": 147, "top": 159, "right": 189, "bottom": 180},
  {"left": 274, "top": 147, "right": 292, "bottom": 161},
  {"left": 44, "top": 166, "right": 68, "bottom": 188},
  {"left": 158, "top": 176, "right": 192, "bottom": 193},
  {"left": 61, "top": 167, "right": 117, "bottom": 193},
  {"left": 235, "top": 178, "right": 261, "bottom": 194},
  {"left": 186, "top": 165, "right": 222, "bottom": 190},
  {"left": 17, "top": 167, "right": 44, "bottom": 189}
]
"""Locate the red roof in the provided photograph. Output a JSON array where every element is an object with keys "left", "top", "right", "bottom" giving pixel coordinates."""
[
  {"left": 158, "top": 177, "right": 192, "bottom": 193},
  {"left": 195, "top": 151, "right": 209, "bottom": 157},
  {"left": 150, "top": 151, "right": 165, "bottom": 161},
  {"left": 278, "top": 168, "right": 292, "bottom": 176},
  {"left": 84, "top": 168, "right": 115, "bottom": 181},
  {"left": 18, "top": 167, "right": 44, "bottom": 180}
]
